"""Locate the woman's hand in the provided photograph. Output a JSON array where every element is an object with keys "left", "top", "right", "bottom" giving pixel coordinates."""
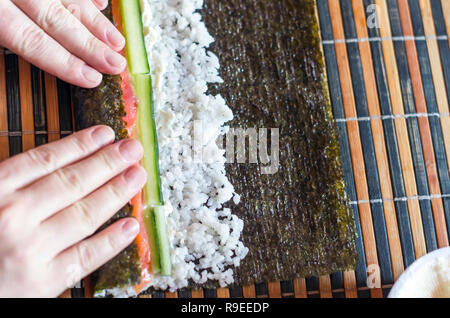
[
  {"left": 0, "top": 0, "right": 126, "bottom": 88},
  {"left": 0, "top": 126, "right": 147, "bottom": 298}
]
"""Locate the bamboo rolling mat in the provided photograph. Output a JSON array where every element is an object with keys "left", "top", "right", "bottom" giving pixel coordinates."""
[{"left": 0, "top": 0, "right": 448, "bottom": 298}]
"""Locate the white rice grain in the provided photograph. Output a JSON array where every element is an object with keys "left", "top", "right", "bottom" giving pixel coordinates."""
[{"left": 141, "top": 0, "right": 248, "bottom": 292}]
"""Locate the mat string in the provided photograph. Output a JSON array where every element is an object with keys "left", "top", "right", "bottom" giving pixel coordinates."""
[
  {"left": 0, "top": 130, "right": 72, "bottom": 136},
  {"left": 349, "top": 194, "right": 450, "bottom": 206},
  {"left": 321, "top": 35, "right": 450, "bottom": 45},
  {"left": 335, "top": 112, "right": 450, "bottom": 123}
]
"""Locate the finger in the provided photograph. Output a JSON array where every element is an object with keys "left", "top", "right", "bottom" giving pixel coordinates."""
[
  {"left": 61, "top": 0, "right": 124, "bottom": 50},
  {"left": 52, "top": 218, "right": 140, "bottom": 288},
  {"left": 20, "top": 139, "right": 144, "bottom": 223},
  {"left": 90, "top": 0, "right": 108, "bottom": 11},
  {"left": 0, "top": 1, "right": 103, "bottom": 88},
  {"left": 0, "top": 126, "right": 115, "bottom": 195},
  {"left": 41, "top": 165, "right": 146, "bottom": 256},
  {"left": 12, "top": 0, "right": 126, "bottom": 74}
]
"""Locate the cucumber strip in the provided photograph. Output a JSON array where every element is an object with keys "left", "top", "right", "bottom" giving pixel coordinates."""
[
  {"left": 143, "top": 206, "right": 171, "bottom": 275},
  {"left": 143, "top": 206, "right": 160, "bottom": 274},
  {"left": 134, "top": 74, "right": 162, "bottom": 207},
  {"left": 120, "top": 0, "right": 150, "bottom": 74},
  {"left": 120, "top": 0, "right": 171, "bottom": 276},
  {"left": 134, "top": 73, "right": 171, "bottom": 275},
  {"left": 153, "top": 206, "right": 171, "bottom": 276}
]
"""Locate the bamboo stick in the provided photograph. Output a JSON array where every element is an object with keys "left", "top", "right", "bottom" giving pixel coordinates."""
[
  {"left": 352, "top": 0, "right": 404, "bottom": 281},
  {"left": 83, "top": 276, "right": 92, "bottom": 298},
  {"left": 165, "top": 291, "right": 178, "bottom": 298},
  {"left": 18, "top": 58, "right": 34, "bottom": 152},
  {"left": 267, "top": 281, "right": 281, "bottom": 298},
  {"left": 242, "top": 284, "right": 256, "bottom": 298},
  {"left": 418, "top": 0, "right": 450, "bottom": 171},
  {"left": 190, "top": 289, "right": 205, "bottom": 298},
  {"left": 343, "top": 271, "right": 358, "bottom": 298},
  {"left": 318, "top": 275, "right": 332, "bottom": 298},
  {"left": 216, "top": 288, "right": 231, "bottom": 298},
  {"left": 328, "top": 0, "right": 383, "bottom": 298},
  {"left": 44, "top": 73, "right": 60, "bottom": 143},
  {"left": 398, "top": 0, "right": 449, "bottom": 248},
  {"left": 374, "top": 0, "right": 427, "bottom": 258},
  {"left": 293, "top": 278, "right": 307, "bottom": 298},
  {"left": 441, "top": 0, "right": 450, "bottom": 46}
]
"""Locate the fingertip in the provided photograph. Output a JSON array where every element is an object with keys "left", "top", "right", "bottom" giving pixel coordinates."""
[
  {"left": 120, "top": 218, "right": 140, "bottom": 241},
  {"left": 123, "top": 165, "right": 148, "bottom": 190},
  {"left": 107, "top": 27, "right": 126, "bottom": 51},
  {"left": 118, "top": 139, "right": 144, "bottom": 163},
  {"left": 91, "top": 125, "right": 115, "bottom": 147},
  {"left": 104, "top": 48, "right": 127, "bottom": 74},
  {"left": 81, "top": 64, "right": 103, "bottom": 87},
  {"left": 93, "top": 0, "right": 108, "bottom": 11}
]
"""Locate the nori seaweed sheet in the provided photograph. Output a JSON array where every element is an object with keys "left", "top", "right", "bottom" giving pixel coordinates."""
[
  {"left": 73, "top": 0, "right": 358, "bottom": 292},
  {"left": 202, "top": 0, "right": 358, "bottom": 285},
  {"left": 72, "top": 5, "right": 141, "bottom": 293}
]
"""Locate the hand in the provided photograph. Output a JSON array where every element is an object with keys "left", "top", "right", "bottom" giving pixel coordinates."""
[
  {"left": 0, "top": 126, "right": 147, "bottom": 298},
  {"left": 0, "top": 0, "right": 126, "bottom": 88}
]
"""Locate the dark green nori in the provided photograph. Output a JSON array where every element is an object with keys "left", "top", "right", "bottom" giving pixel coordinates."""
[
  {"left": 201, "top": 0, "right": 358, "bottom": 285},
  {"left": 72, "top": 5, "right": 141, "bottom": 294},
  {"left": 73, "top": 0, "right": 358, "bottom": 293}
]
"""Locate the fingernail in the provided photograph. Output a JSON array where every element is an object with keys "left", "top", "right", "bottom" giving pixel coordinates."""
[
  {"left": 94, "top": 0, "right": 107, "bottom": 9},
  {"left": 124, "top": 166, "right": 147, "bottom": 190},
  {"left": 107, "top": 28, "right": 125, "bottom": 49},
  {"left": 105, "top": 48, "right": 126, "bottom": 70},
  {"left": 91, "top": 126, "right": 115, "bottom": 146},
  {"left": 121, "top": 219, "right": 140, "bottom": 239},
  {"left": 118, "top": 139, "right": 143, "bottom": 162},
  {"left": 81, "top": 64, "right": 102, "bottom": 84}
]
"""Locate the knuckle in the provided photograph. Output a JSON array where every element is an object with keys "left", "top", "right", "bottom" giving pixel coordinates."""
[
  {"left": 65, "top": 54, "right": 83, "bottom": 74},
  {"left": 106, "top": 179, "right": 128, "bottom": 201},
  {"left": 99, "top": 150, "right": 120, "bottom": 175},
  {"left": 0, "top": 166, "right": 15, "bottom": 192},
  {"left": 14, "top": 245, "right": 36, "bottom": 265},
  {"left": 91, "top": 12, "right": 106, "bottom": 28},
  {"left": 39, "top": 1, "right": 68, "bottom": 30},
  {"left": 105, "top": 231, "right": 120, "bottom": 254},
  {"left": 66, "top": 3, "right": 82, "bottom": 21},
  {"left": 71, "top": 200, "right": 97, "bottom": 236},
  {"left": 53, "top": 167, "right": 85, "bottom": 194},
  {"left": 76, "top": 241, "right": 95, "bottom": 273},
  {"left": 27, "top": 146, "right": 59, "bottom": 173},
  {"left": 19, "top": 24, "right": 47, "bottom": 56},
  {"left": 0, "top": 202, "right": 22, "bottom": 241},
  {"left": 0, "top": 208, "right": 15, "bottom": 240},
  {"left": 69, "top": 133, "right": 93, "bottom": 156},
  {"left": 84, "top": 36, "right": 102, "bottom": 55}
]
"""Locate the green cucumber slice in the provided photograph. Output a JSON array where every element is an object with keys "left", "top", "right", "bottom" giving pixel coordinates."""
[
  {"left": 120, "top": 0, "right": 150, "bottom": 74},
  {"left": 143, "top": 206, "right": 160, "bottom": 274},
  {"left": 134, "top": 74, "right": 171, "bottom": 275},
  {"left": 120, "top": 1, "right": 171, "bottom": 276},
  {"left": 143, "top": 206, "right": 171, "bottom": 276},
  {"left": 134, "top": 73, "right": 162, "bottom": 207},
  {"left": 153, "top": 206, "right": 171, "bottom": 276}
]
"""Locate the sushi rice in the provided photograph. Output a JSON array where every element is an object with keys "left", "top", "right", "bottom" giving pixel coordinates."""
[{"left": 139, "top": 0, "right": 248, "bottom": 292}]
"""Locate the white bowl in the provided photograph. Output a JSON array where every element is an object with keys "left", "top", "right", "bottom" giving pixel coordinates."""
[{"left": 388, "top": 247, "right": 450, "bottom": 298}]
